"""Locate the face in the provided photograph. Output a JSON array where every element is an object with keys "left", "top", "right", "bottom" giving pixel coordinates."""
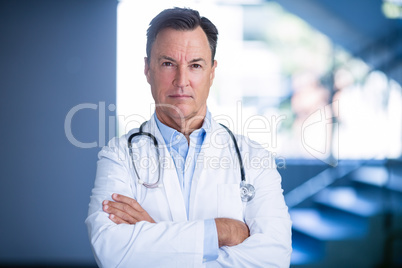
[{"left": 144, "top": 26, "right": 217, "bottom": 127}]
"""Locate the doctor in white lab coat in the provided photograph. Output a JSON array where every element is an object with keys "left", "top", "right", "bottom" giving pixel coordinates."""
[{"left": 86, "top": 7, "right": 292, "bottom": 268}]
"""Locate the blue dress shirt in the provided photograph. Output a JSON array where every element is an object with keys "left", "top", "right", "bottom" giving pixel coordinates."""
[{"left": 154, "top": 111, "right": 219, "bottom": 262}]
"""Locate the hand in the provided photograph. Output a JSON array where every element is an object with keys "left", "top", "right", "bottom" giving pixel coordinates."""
[
  {"left": 103, "top": 193, "right": 155, "bottom": 225},
  {"left": 215, "top": 218, "right": 250, "bottom": 247}
]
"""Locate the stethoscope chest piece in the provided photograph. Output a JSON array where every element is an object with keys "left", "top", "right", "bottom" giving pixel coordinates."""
[{"left": 240, "top": 181, "right": 255, "bottom": 202}]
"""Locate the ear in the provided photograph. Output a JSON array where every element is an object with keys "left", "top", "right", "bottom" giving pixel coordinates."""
[
  {"left": 210, "top": 60, "right": 217, "bottom": 84},
  {"left": 144, "top": 57, "right": 151, "bottom": 84}
]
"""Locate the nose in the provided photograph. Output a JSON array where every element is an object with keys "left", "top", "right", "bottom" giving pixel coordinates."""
[{"left": 173, "top": 66, "right": 189, "bottom": 88}]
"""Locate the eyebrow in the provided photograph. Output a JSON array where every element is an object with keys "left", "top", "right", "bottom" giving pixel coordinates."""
[
  {"left": 189, "top": 58, "right": 207, "bottom": 65},
  {"left": 159, "top": 55, "right": 207, "bottom": 65}
]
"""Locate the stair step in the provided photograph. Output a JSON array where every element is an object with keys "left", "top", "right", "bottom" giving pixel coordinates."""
[
  {"left": 290, "top": 208, "right": 368, "bottom": 241},
  {"left": 291, "top": 232, "right": 324, "bottom": 265},
  {"left": 314, "top": 187, "right": 382, "bottom": 217},
  {"left": 351, "top": 166, "right": 402, "bottom": 193},
  {"left": 351, "top": 166, "right": 388, "bottom": 187},
  {"left": 389, "top": 169, "right": 402, "bottom": 192}
]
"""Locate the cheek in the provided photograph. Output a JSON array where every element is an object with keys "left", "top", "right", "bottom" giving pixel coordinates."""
[
  {"left": 191, "top": 72, "right": 209, "bottom": 86},
  {"left": 188, "top": 74, "right": 208, "bottom": 98},
  {"left": 150, "top": 71, "right": 173, "bottom": 92},
  {"left": 154, "top": 71, "right": 174, "bottom": 87}
]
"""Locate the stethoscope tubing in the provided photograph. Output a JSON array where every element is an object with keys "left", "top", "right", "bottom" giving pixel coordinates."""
[
  {"left": 219, "top": 124, "right": 246, "bottom": 183},
  {"left": 127, "top": 121, "right": 255, "bottom": 201}
]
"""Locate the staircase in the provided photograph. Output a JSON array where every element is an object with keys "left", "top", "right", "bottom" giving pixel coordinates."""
[{"left": 288, "top": 161, "right": 402, "bottom": 267}]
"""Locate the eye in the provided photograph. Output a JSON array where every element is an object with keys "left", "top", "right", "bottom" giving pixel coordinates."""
[
  {"left": 191, "top": 64, "right": 202, "bottom": 69},
  {"left": 162, "top": 62, "right": 173, "bottom": 67}
]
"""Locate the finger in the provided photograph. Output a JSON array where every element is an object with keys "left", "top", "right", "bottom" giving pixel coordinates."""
[
  {"left": 104, "top": 199, "right": 141, "bottom": 218},
  {"left": 109, "top": 213, "right": 129, "bottom": 225},
  {"left": 106, "top": 195, "right": 156, "bottom": 223},
  {"left": 103, "top": 201, "right": 138, "bottom": 224},
  {"left": 104, "top": 199, "right": 156, "bottom": 224},
  {"left": 112, "top": 193, "right": 144, "bottom": 212}
]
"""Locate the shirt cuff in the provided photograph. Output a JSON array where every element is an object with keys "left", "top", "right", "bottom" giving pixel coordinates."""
[{"left": 203, "top": 219, "right": 219, "bottom": 262}]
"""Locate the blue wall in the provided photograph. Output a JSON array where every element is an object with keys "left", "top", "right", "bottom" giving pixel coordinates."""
[{"left": 0, "top": 0, "right": 117, "bottom": 265}]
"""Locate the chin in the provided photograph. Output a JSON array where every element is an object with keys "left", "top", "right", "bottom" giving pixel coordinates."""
[{"left": 168, "top": 104, "right": 193, "bottom": 118}]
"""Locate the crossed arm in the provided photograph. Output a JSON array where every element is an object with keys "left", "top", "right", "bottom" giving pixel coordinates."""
[
  {"left": 87, "top": 138, "right": 292, "bottom": 267},
  {"left": 103, "top": 193, "right": 250, "bottom": 248}
]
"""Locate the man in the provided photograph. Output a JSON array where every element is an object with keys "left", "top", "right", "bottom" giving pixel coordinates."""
[{"left": 86, "top": 7, "right": 292, "bottom": 267}]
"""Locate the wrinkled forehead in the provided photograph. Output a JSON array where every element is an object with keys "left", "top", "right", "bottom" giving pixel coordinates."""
[{"left": 151, "top": 27, "right": 212, "bottom": 62}]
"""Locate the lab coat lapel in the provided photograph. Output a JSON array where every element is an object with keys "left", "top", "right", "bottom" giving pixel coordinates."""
[
  {"left": 188, "top": 119, "right": 229, "bottom": 220},
  {"left": 144, "top": 117, "right": 187, "bottom": 222}
]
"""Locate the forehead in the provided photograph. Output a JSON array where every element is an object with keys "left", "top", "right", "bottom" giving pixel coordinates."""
[{"left": 151, "top": 27, "right": 211, "bottom": 61}]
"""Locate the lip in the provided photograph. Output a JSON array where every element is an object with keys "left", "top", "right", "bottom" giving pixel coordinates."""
[{"left": 168, "top": 94, "right": 192, "bottom": 98}]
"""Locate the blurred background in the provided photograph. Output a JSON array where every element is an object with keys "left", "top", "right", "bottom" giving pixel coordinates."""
[{"left": 0, "top": 0, "right": 401, "bottom": 267}]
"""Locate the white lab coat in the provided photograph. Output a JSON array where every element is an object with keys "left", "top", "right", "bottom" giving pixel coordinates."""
[{"left": 86, "top": 115, "right": 292, "bottom": 268}]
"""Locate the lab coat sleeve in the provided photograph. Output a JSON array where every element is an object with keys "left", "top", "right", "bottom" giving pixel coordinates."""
[
  {"left": 206, "top": 150, "right": 292, "bottom": 268},
  {"left": 85, "top": 137, "right": 205, "bottom": 268}
]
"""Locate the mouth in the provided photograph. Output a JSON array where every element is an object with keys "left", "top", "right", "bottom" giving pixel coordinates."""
[{"left": 168, "top": 94, "right": 192, "bottom": 99}]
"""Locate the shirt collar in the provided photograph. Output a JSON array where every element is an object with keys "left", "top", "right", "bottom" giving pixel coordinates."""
[{"left": 154, "top": 109, "right": 212, "bottom": 146}]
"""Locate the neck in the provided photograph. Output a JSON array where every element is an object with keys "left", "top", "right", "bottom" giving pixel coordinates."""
[{"left": 155, "top": 108, "right": 207, "bottom": 141}]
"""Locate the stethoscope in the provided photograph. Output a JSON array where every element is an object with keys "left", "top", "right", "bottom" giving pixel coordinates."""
[{"left": 127, "top": 121, "right": 255, "bottom": 202}]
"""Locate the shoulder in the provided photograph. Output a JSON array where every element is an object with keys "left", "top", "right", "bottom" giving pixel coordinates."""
[
  {"left": 98, "top": 128, "right": 140, "bottom": 159},
  {"left": 210, "top": 118, "right": 269, "bottom": 154},
  {"left": 210, "top": 117, "right": 277, "bottom": 167},
  {"left": 237, "top": 134, "right": 277, "bottom": 166}
]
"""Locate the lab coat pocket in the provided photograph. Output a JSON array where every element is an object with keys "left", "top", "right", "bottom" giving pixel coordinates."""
[{"left": 217, "top": 184, "right": 243, "bottom": 221}]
